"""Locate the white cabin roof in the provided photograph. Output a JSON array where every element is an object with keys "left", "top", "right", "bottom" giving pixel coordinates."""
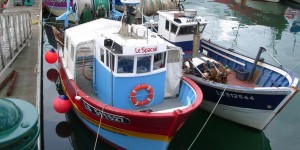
[
  {"left": 65, "top": 19, "right": 169, "bottom": 54},
  {"left": 158, "top": 9, "right": 207, "bottom": 26}
]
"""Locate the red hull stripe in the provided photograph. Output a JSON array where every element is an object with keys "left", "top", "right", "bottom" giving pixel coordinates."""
[{"left": 58, "top": 71, "right": 171, "bottom": 142}]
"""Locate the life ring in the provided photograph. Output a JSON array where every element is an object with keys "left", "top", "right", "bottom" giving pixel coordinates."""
[{"left": 130, "top": 84, "right": 154, "bottom": 107}]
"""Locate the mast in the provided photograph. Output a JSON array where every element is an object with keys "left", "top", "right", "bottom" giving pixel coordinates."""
[
  {"left": 192, "top": 22, "right": 201, "bottom": 58},
  {"left": 247, "top": 47, "right": 266, "bottom": 82}
]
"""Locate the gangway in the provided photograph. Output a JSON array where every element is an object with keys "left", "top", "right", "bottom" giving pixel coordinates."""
[{"left": 0, "top": 10, "right": 31, "bottom": 75}]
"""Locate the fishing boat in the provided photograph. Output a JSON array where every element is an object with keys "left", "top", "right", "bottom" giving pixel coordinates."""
[
  {"left": 43, "top": 0, "right": 109, "bottom": 22},
  {"left": 153, "top": 8, "right": 299, "bottom": 130},
  {"left": 51, "top": 0, "right": 203, "bottom": 149}
]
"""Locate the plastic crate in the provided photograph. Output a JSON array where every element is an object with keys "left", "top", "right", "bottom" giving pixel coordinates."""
[
  {"left": 24, "top": 0, "right": 34, "bottom": 6},
  {"left": 235, "top": 68, "right": 249, "bottom": 81}
]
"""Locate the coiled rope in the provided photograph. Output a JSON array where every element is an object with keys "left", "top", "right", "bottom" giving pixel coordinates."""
[{"left": 188, "top": 85, "right": 229, "bottom": 150}]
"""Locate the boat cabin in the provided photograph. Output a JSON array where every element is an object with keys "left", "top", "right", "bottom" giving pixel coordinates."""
[
  {"left": 61, "top": 19, "right": 183, "bottom": 109},
  {"left": 156, "top": 9, "right": 207, "bottom": 54}
]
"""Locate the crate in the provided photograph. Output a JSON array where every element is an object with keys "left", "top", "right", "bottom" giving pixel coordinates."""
[
  {"left": 235, "top": 68, "right": 249, "bottom": 81},
  {"left": 24, "top": 0, "right": 34, "bottom": 6}
]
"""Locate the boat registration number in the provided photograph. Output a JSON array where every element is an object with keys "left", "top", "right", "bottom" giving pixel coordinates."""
[
  {"left": 216, "top": 90, "right": 255, "bottom": 100},
  {"left": 82, "top": 100, "right": 130, "bottom": 124}
]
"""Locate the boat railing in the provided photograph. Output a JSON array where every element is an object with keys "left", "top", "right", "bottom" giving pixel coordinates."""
[{"left": 0, "top": 10, "right": 31, "bottom": 75}]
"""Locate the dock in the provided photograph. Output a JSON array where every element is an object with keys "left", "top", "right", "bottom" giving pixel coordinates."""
[
  {"left": 0, "top": 0, "right": 42, "bottom": 149},
  {"left": 0, "top": 1, "right": 41, "bottom": 104}
]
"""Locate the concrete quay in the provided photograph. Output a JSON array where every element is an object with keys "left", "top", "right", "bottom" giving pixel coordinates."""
[
  {"left": 0, "top": 1, "right": 41, "bottom": 106},
  {"left": 0, "top": 1, "right": 42, "bottom": 149}
]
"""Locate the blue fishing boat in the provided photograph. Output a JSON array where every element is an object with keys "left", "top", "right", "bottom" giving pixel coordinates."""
[{"left": 50, "top": 0, "right": 204, "bottom": 149}]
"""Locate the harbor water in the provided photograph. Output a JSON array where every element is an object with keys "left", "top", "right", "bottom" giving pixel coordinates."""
[{"left": 42, "top": 0, "right": 300, "bottom": 149}]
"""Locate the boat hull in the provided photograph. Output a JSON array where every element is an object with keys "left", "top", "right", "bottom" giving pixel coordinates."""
[
  {"left": 57, "top": 57, "right": 203, "bottom": 149},
  {"left": 184, "top": 39, "right": 299, "bottom": 130},
  {"left": 186, "top": 75, "right": 297, "bottom": 130},
  {"left": 43, "top": 0, "right": 67, "bottom": 17},
  {"left": 74, "top": 111, "right": 168, "bottom": 150}
]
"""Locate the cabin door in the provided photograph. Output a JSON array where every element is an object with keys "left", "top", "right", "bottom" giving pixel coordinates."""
[{"left": 164, "top": 48, "right": 182, "bottom": 98}]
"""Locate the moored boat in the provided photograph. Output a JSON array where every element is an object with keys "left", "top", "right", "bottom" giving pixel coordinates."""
[
  {"left": 51, "top": 0, "right": 204, "bottom": 149},
  {"left": 153, "top": 8, "right": 299, "bottom": 130}
]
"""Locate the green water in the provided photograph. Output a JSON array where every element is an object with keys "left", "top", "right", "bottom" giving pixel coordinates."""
[{"left": 170, "top": 0, "right": 300, "bottom": 150}]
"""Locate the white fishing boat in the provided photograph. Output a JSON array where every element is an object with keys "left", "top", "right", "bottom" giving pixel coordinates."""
[{"left": 150, "top": 7, "right": 299, "bottom": 130}]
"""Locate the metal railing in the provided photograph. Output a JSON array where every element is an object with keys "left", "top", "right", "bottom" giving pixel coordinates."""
[{"left": 0, "top": 10, "right": 31, "bottom": 73}]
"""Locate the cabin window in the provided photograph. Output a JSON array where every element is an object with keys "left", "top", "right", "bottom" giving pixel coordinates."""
[
  {"left": 199, "top": 24, "right": 206, "bottom": 33},
  {"left": 178, "top": 26, "right": 196, "bottom": 35},
  {"left": 105, "top": 51, "right": 115, "bottom": 71},
  {"left": 171, "top": 23, "right": 178, "bottom": 34},
  {"left": 153, "top": 52, "right": 166, "bottom": 70},
  {"left": 100, "top": 48, "right": 105, "bottom": 63},
  {"left": 167, "top": 50, "right": 180, "bottom": 63},
  {"left": 137, "top": 56, "right": 151, "bottom": 73},
  {"left": 117, "top": 56, "right": 134, "bottom": 73},
  {"left": 65, "top": 36, "right": 69, "bottom": 50},
  {"left": 165, "top": 20, "right": 169, "bottom": 30},
  {"left": 70, "top": 45, "right": 75, "bottom": 61},
  {"left": 111, "top": 54, "right": 115, "bottom": 71}
]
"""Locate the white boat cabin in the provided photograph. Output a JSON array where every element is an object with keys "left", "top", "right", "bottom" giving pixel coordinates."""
[{"left": 156, "top": 9, "right": 207, "bottom": 53}]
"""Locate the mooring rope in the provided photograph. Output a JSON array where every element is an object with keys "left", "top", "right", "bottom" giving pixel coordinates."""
[
  {"left": 188, "top": 84, "right": 229, "bottom": 150},
  {"left": 93, "top": 104, "right": 107, "bottom": 150},
  {"left": 264, "top": 50, "right": 282, "bottom": 67}
]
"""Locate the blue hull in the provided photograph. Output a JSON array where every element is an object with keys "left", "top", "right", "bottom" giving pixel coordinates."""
[{"left": 74, "top": 111, "right": 169, "bottom": 150}]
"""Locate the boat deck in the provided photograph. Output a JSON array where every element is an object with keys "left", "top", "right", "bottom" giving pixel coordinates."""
[
  {"left": 227, "top": 71, "right": 256, "bottom": 88},
  {"left": 75, "top": 64, "right": 184, "bottom": 112}
]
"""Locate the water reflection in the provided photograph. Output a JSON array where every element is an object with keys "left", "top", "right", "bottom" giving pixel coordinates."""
[
  {"left": 64, "top": 110, "right": 114, "bottom": 150},
  {"left": 169, "top": 108, "right": 271, "bottom": 150},
  {"left": 284, "top": 7, "right": 300, "bottom": 52},
  {"left": 186, "top": 0, "right": 299, "bottom": 62}
]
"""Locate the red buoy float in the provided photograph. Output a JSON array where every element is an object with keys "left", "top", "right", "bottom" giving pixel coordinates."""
[
  {"left": 47, "top": 68, "right": 59, "bottom": 82},
  {"left": 45, "top": 48, "right": 58, "bottom": 64},
  {"left": 53, "top": 95, "right": 71, "bottom": 113}
]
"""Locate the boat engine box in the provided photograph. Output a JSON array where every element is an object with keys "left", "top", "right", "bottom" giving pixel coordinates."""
[{"left": 235, "top": 68, "right": 249, "bottom": 81}]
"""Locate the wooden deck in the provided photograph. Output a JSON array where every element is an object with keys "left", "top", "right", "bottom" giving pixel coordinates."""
[{"left": 227, "top": 71, "right": 256, "bottom": 88}]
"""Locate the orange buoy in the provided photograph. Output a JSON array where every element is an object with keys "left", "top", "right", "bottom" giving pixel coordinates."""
[
  {"left": 53, "top": 95, "right": 71, "bottom": 113},
  {"left": 45, "top": 48, "right": 58, "bottom": 64}
]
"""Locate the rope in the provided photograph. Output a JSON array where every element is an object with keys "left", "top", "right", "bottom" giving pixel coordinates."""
[
  {"left": 188, "top": 84, "right": 229, "bottom": 150},
  {"left": 264, "top": 50, "right": 282, "bottom": 67},
  {"left": 93, "top": 104, "right": 107, "bottom": 150}
]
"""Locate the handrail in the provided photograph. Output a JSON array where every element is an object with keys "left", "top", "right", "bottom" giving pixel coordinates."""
[{"left": 0, "top": 10, "right": 31, "bottom": 75}]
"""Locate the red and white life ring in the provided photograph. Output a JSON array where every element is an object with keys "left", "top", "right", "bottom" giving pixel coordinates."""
[{"left": 130, "top": 84, "right": 154, "bottom": 107}]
